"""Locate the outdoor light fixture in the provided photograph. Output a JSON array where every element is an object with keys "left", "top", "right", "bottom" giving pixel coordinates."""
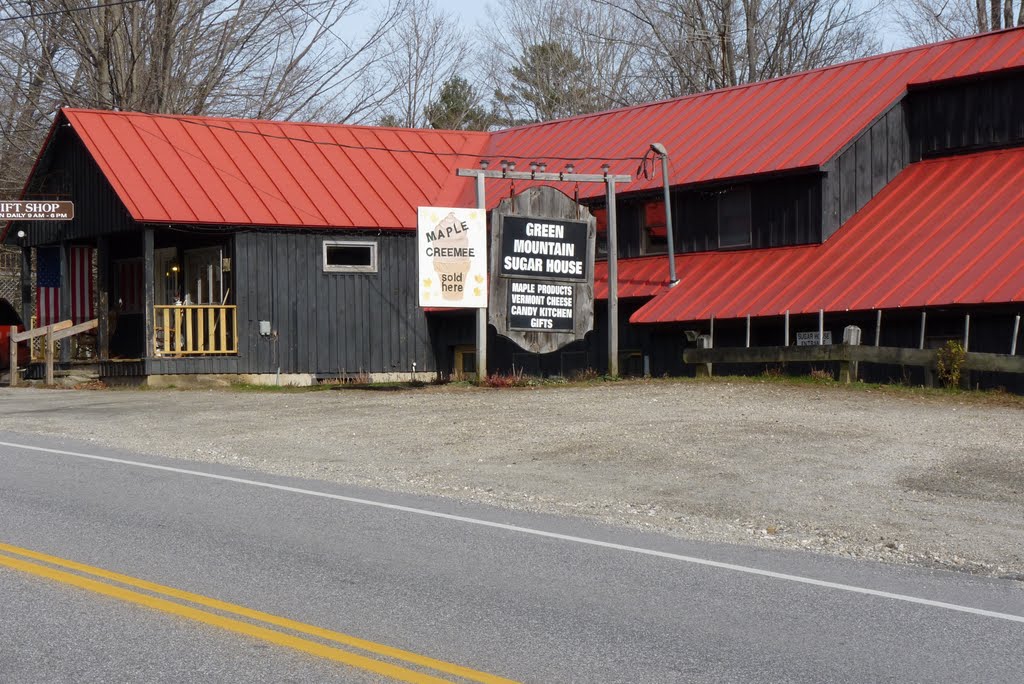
[
  {"left": 601, "top": 163, "right": 611, "bottom": 176},
  {"left": 16, "top": 229, "right": 25, "bottom": 239},
  {"left": 650, "top": 142, "right": 667, "bottom": 156},
  {"left": 507, "top": 160, "right": 517, "bottom": 172},
  {"left": 480, "top": 159, "right": 489, "bottom": 170},
  {"left": 539, "top": 162, "right": 547, "bottom": 173},
  {"left": 529, "top": 162, "right": 538, "bottom": 173},
  {"left": 500, "top": 160, "right": 509, "bottom": 172},
  {"left": 566, "top": 163, "right": 575, "bottom": 174}
]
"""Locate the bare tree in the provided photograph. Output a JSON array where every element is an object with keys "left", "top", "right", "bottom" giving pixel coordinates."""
[
  {"left": 0, "top": 0, "right": 407, "bottom": 197},
  {"left": 598, "top": 0, "right": 881, "bottom": 94},
  {"left": 486, "top": 0, "right": 648, "bottom": 122},
  {"left": 378, "top": 0, "right": 470, "bottom": 128},
  {"left": 891, "top": 0, "right": 1022, "bottom": 44}
]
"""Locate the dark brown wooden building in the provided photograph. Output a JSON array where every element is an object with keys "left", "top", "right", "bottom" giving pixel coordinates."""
[{"left": 4, "top": 28, "right": 1023, "bottom": 387}]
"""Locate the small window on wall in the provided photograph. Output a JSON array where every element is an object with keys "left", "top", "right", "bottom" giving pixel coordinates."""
[
  {"left": 718, "top": 187, "right": 751, "bottom": 249},
  {"left": 323, "top": 240, "right": 377, "bottom": 273}
]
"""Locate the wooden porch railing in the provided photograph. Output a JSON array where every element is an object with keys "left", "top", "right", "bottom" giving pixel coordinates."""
[
  {"left": 154, "top": 305, "right": 237, "bottom": 357},
  {"left": 8, "top": 319, "right": 97, "bottom": 386}
]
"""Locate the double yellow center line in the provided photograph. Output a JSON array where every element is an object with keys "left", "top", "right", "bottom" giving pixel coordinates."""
[{"left": 0, "top": 541, "right": 518, "bottom": 684}]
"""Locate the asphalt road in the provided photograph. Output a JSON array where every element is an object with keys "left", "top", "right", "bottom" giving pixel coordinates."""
[{"left": 1, "top": 431, "right": 1022, "bottom": 683}]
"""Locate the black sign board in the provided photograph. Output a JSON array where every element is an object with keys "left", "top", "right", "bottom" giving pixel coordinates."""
[
  {"left": 508, "top": 280, "right": 574, "bottom": 332},
  {"left": 489, "top": 188, "right": 596, "bottom": 355},
  {"left": 499, "top": 216, "right": 588, "bottom": 281}
]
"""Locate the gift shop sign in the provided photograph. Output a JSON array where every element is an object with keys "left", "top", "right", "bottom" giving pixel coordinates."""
[
  {"left": 417, "top": 207, "right": 488, "bottom": 308},
  {"left": 0, "top": 201, "right": 74, "bottom": 221}
]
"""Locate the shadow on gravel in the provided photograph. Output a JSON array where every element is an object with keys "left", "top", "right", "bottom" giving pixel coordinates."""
[{"left": 330, "top": 383, "right": 428, "bottom": 392}]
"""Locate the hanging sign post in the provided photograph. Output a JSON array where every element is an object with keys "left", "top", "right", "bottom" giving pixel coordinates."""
[{"left": 456, "top": 166, "right": 630, "bottom": 373}]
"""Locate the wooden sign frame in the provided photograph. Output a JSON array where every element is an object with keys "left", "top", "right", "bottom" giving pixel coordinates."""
[{"left": 489, "top": 186, "right": 596, "bottom": 354}]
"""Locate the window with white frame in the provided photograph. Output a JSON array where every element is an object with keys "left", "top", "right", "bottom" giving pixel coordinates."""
[{"left": 322, "top": 240, "right": 377, "bottom": 273}]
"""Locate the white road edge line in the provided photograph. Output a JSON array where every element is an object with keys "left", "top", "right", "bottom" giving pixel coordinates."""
[{"left": 3, "top": 439, "right": 1022, "bottom": 625}]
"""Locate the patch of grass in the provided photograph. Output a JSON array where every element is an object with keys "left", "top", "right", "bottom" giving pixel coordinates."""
[{"left": 808, "top": 367, "right": 833, "bottom": 382}]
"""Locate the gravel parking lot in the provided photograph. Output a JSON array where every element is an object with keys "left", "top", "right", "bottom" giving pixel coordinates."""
[{"left": 1, "top": 379, "right": 1022, "bottom": 579}]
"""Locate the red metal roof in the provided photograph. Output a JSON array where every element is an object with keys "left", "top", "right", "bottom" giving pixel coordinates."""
[
  {"left": 62, "top": 109, "right": 487, "bottom": 230},
  {"left": 37, "top": 28, "right": 1024, "bottom": 233},
  {"left": 485, "top": 28, "right": 1024, "bottom": 196},
  {"left": 629, "top": 147, "right": 1024, "bottom": 323},
  {"left": 593, "top": 256, "right": 675, "bottom": 300}
]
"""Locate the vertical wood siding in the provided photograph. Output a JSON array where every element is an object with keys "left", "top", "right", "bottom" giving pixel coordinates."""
[
  {"left": 231, "top": 230, "right": 435, "bottom": 376},
  {"left": 15, "top": 127, "right": 136, "bottom": 248},
  {"left": 907, "top": 71, "right": 1024, "bottom": 160},
  {"left": 821, "top": 102, "right": 909, "bottom": 240}
]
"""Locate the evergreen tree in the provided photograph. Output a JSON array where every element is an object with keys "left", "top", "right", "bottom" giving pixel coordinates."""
[{"left": 423, "top": 76, "right": 494, "bottom": 130}]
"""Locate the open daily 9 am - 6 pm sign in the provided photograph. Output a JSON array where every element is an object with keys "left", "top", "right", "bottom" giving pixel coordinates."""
[
  {"left": 490, "top": 187, "right": 596, "bottom": 354},
  {"left": 417, "top": 207, "right": 488, "bottom": 308}
]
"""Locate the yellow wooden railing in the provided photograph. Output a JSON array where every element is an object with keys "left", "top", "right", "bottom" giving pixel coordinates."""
[{"left": 154, "top": 305, "right": 237, "bottom": 356}]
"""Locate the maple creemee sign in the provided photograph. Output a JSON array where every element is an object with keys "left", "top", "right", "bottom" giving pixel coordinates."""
[
  {"left": 417, "top": 207, "right": 488, "bottom": 308},
  {"left": 0, "top": 201, "right": 74, "bottom": 221}
]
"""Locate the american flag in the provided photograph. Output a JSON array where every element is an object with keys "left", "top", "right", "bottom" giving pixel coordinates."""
[
  {"left": 35, "top": 245, "right": 95, "bottom": 327},
  {"left": 70, "top": 245, "right": 94, "bottom": 324},
  {"left": 36, "top": 246, "right": 60, "bottom": 327},
  {"left": 117, "top": 258, "right": 144, "bottom": 313}
]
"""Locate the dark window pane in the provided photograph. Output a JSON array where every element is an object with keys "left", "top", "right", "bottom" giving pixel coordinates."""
[
  {"left": 719, "top": 188, "right": 751, "bottom": 248},
  {"left": 326, "top": 244, "right": 372, "bottom": 267}
]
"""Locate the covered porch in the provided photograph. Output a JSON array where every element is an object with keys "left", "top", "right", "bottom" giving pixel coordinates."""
[{"left": 15, "top": 227, "right": 238, "bottom": 378}]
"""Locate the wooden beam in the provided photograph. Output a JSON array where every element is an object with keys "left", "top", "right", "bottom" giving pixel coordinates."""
[
  {"left": 8, "top": 326, "right": 16, "bottom": 386},
  {"left": 59, "top": 242, "right": 71, "bottom": 362},
  {"left": 50, "top": 318, "right": 98, "bottom": 342},
  {"left": 20, "top": 247, "right": 31, "bottom": 326},
  {"left": 143, "top": 228, "right": 155, "bottom": 359},
  {"left": 44, "top": 326, "right": 54, "bottom": 385},
  {"left": 96, "top": 236, "right": 109, "bottom": 361},
  {"left": 682, "top": 344, "right": 1024, "bottom": 375},
  {"left": 11, "top": 320, "right": 73, "bottom": 343}
]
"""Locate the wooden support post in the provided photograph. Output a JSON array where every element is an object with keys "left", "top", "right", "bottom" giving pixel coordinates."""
[
  {"left": 96, "top": 236, "right": 109, "bottom": 361},
  {"left": 474, "top": 171, "right": 487, "bottom": 382},
  {"left": 219, "top": 307, "right": 227, "bottom": 352},
  {"left": 59, "top": 242, "right": 71, "bottom": 362},
  {"left": 44, "top": 326, "right": 54, "bottom": 385},
  {"left": 875, "top": 310, "right": 882, "bottom": 347},
  {"left": 708, "top": 314, "right": 715, "bottom": 377},
  {"left": 143, "top": 228, "right": 155, "bottom": 359},
  {"left": 919, "top": 311, "right": 927, "bottom": 350},
  {"left": 20, "top": 247, "right": 32, "bottom": 327},
  {"left": 838, "top": 360, "right": 852, "bottom": 384},
  {"left": 606, "top": 177, "right": 619, "bottom": 377},
  {"left": 8, "top": 326, "right": 16, "bottom": 387}
]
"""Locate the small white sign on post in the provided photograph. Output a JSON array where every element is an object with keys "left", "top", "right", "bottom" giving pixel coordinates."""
[
  {"left": 796, "top": 331, "right": 832, "bottom": 346},
  {"left": 418, "top": 207, "right": 487, "bottom": 308}
]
